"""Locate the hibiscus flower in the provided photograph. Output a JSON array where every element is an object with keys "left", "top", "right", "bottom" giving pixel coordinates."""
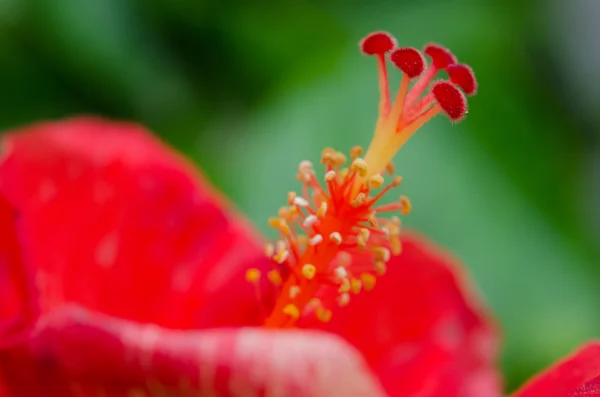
[{"left": 1, "top": 31, "right": 503, "bottom": 396}]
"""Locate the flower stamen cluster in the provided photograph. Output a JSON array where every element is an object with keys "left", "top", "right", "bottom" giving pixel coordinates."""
[{"left": 245, "top": 31, "right": 477, "bottom": 329}]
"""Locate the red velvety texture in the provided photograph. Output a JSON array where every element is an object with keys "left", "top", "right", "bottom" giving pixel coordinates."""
[
  {"left": 0, "top": 117, "right": 501, "bottom": 396},
  {"left": 303, "top": 232, "right": 501, "bottom": 397},
  {"left": 0, "top": 118, "right": 271, "bottom": 330},
  {"left": 514, "top": 342, "right": 600, "bottom": 397}
]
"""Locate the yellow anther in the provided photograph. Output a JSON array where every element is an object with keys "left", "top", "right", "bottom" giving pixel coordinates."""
[
  {"left": 283, "top": 304, "right": 300, "bottom": 319},
  {"left": 373, "top": 246, "right": 391, "bottom": 262},
  {"left": 350, "top": 278, "right": 362, "bottom": 294},
  {"left": 385, "top": 162, "right": 395, "bottom": 175},
  {"left": 338, "top": 293, "right": 351, "bottom": 307},
  {"left": 329, "top": 231, "right": 342, "bottom": 245},
  {"left": 339, "top": 168, "right": 349, "bottom": 180},
  {"left": 316, "top": 307, "right": 332, "bottom": 323},
  {"left": 279, "top": 219, "right": 291, "bottom": 237},
  {"left": 273, "top": 249, "right": 289, "bottom": 264},
  {"left": 356, "top": 234, "right": 367, "bottom": 251},
  {"left": 368, "top": 212, "right": 379, "bottom": 228},
  {"left": 400, "top": 195, "right": 412, "bottom": 215},
  {"left": 267, "top": 269, "right": 282, "bottom": 286},
  {"left": 317, "top": 202, "right": 328, "bottom": 218},
  {"left": 301, "top": 264, "right": 317, "bottom": 280},
  {"left": 268, "top": 217, "right": 280, "bottom": 229},
  {"left": 392, "top": 175, "right": 403, "bottom": 187},
  {"left": 390, "top": 237, "right": 402, "bottom": 256},
  {"left": 374, "top": 260, "right": 387, "bottom": 276},
  {"left": 369, "top": 174, "right": 384, "bottom": 189},
  {"left": 360, "top": 228, "right": 370, "bottom": 241},
  {"left": 351, "top": 192, "right": 366, "bottom": 207},
  {"left": 351, "top": 158, "right": 369, "bottom": 177},
  {"left": 350, "top": 146, "right": 364, "bottom": 159},
  {"left": 321, "top": 147, "right": 336, "bottom": 164},
  {"left": 289, "top": 285, "right": 301, "bottom": 299},
  {"left": 338, "top": 278, "right": 351, "bottom": 293},
  {"left": 264, "top": 243, "right": 275, "bottom": 257},
  {"left": 308, "top": 298, "right": 322, "bottom": 308},
  {"left": 278, "top": 206, "right": 291, "bottom": 218},
  {"left": 245, "top": 268, "right": 261, "bottom": 284},
  {"left": 333, "top": 152, "right": 347, "bottom": 166},
  {"left": 287, "top": 191, "right": 297, "bottom": 205},
  {"left": 361, "top": 273, "right": 377, "bottom": 292}
]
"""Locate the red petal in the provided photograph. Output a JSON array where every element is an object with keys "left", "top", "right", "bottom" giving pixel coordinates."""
[
  {"left": 302, "top": 231, "right": 501, "bottom": 397},
  {"left": 0, "top": 195, "right": 38, "bottom": 347},
  {"left": 0, "top": 305, "right": 386, "bottom": 397},
  {"left": 0, "top": 117, "right": 270, "bottom": 329},
  {"left": 571, "top": 375, "right": 600, "bottom": 396},
  {"left": 514, "top": 342, "right": 600, "bottom": 397}
]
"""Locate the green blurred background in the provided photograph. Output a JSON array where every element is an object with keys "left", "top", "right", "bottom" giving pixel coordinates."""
[{"left": 1, "top": 0, "right": 599, "bottom": 392}]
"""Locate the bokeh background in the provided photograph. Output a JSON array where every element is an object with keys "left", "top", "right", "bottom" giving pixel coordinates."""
[{"left": 1, "top": 0, "right": 599, "bottom": 392}]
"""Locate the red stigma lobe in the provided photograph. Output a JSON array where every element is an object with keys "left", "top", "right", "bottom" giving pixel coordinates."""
[
  {"left": 360, "top": 32, "right": 396, "bottom": 55},
  {"left": 432, "top": 81, "right": 467, "bottom": 121},
  {"left": 424, "top": 44, "right": 457, "bottom": 69},
  {"left": 390, "top": 48, "right": 426, "bottom": 79},
  {"left": 447, "top": 64, "right": 478, "bottom": 96}
]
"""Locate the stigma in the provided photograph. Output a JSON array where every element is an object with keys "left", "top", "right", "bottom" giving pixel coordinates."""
[{"left": 246, "top": 31, "right": 477, "bottom": 329}]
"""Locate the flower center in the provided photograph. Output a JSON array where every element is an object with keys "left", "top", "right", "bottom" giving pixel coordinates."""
[{"left": 245, "top": 31, "right": 477, "bottom": 329}]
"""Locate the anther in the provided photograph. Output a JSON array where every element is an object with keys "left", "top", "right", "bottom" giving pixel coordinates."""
[
  {"left": 267, "top": 269, "right": 282, "bottom": 285},
  {"left": 317, "top": 202, "right": 328, "bottom": 218},
  {"left": 400, "top": 195, "right": 412, "bottom": 215},
  {"left": 293, "top": 196, "right": 310, "bottom": 208},
  {"left": 303, "top": 214, "right": 318, "bottom": 227},
  {"left": 369, "top": 174, "right": 384, "bottom": 189},
  {"left": 338, "top": 293, "right": 351, "bottom": 307},
  {"left": 316, "top": 307, "right": 333, "bottom": 323},
  {"left": 374, "top": 260, "right": 387, "bottom": 276},
  {"left": 373, "top": 246, "right": 391, "bottom": 262},
  {"left": 447, "top": 64, "right": 477, "bottom": 96},
  {"left": 350, "top": 278, "right": 362, "bottom": 294},
  {"left": 361, "top": 273, "right": 377, "bottom": 291},
  {"left": 392, "top": 175, "right": 403, "bottom": 187},
  {"left": 287, "top": 191, "right": 297, "bottom": 205},
  {"left": 339, "top": 278, "right": 351, "bottom": 293},
  {"left": 351, "top": 158, "right": 369, "bottom": 177},
  {"left": 279, "top": 219, "right": 292, "bottom": 237},
  {"left": 274, "top": 249, "right": 289, "bottom": 264},
  {"left": 283, "top": 304, "right": 300, "bottom": 319},
  {"left": 289, "top": 286, "right": 301, "bottom": 299},
  {"left": 245, "top": 268, "right": 261, "bottom": 284},
  {"left": 385, "top": 162, "right": 395, "bottom": 175},
  {"left": 324, "top": 170, "right": 336, "bottom": 182},
  {"left": 368, "top": 212, "right": 379, "bottom": 227},
  {"left": 351, "top": 192, "right": 366, "bottom": 207},
  {"left": 334, "top": 266, "right": 348, "bottom": 279},
  {"left": 264, "top": 243, "right": 275, "bottom": 257},
  {"left": 302, "top": 264, "right": 317, "bottom": 280},
  {"left": 329, "top": 232, "right": 342, "bottom": 245},
  {"left": 350, "top": 146, "right": 363, "bottom": 159},
  {"left": 309, "top": 234, "right": 323, "bottom": 246}
]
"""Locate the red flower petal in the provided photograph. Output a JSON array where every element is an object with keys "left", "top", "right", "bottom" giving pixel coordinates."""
[
  {"left": 0, "top": 195, "right": 38, "bottom": 347},
  {"left": 0, "top": 118, "right": 270, "bottom": 330},
  {"left": 571, "top": 375, "right": 600, "bottom": 396},
  {"left": 302, "top": 231, "right": 501, "bottom": 397},
  {"left": 0, "top": 305, "right": 386, "bottom": 397},
  {"left": 513, "top": 342, "right": 600, "bottom": 397}
]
